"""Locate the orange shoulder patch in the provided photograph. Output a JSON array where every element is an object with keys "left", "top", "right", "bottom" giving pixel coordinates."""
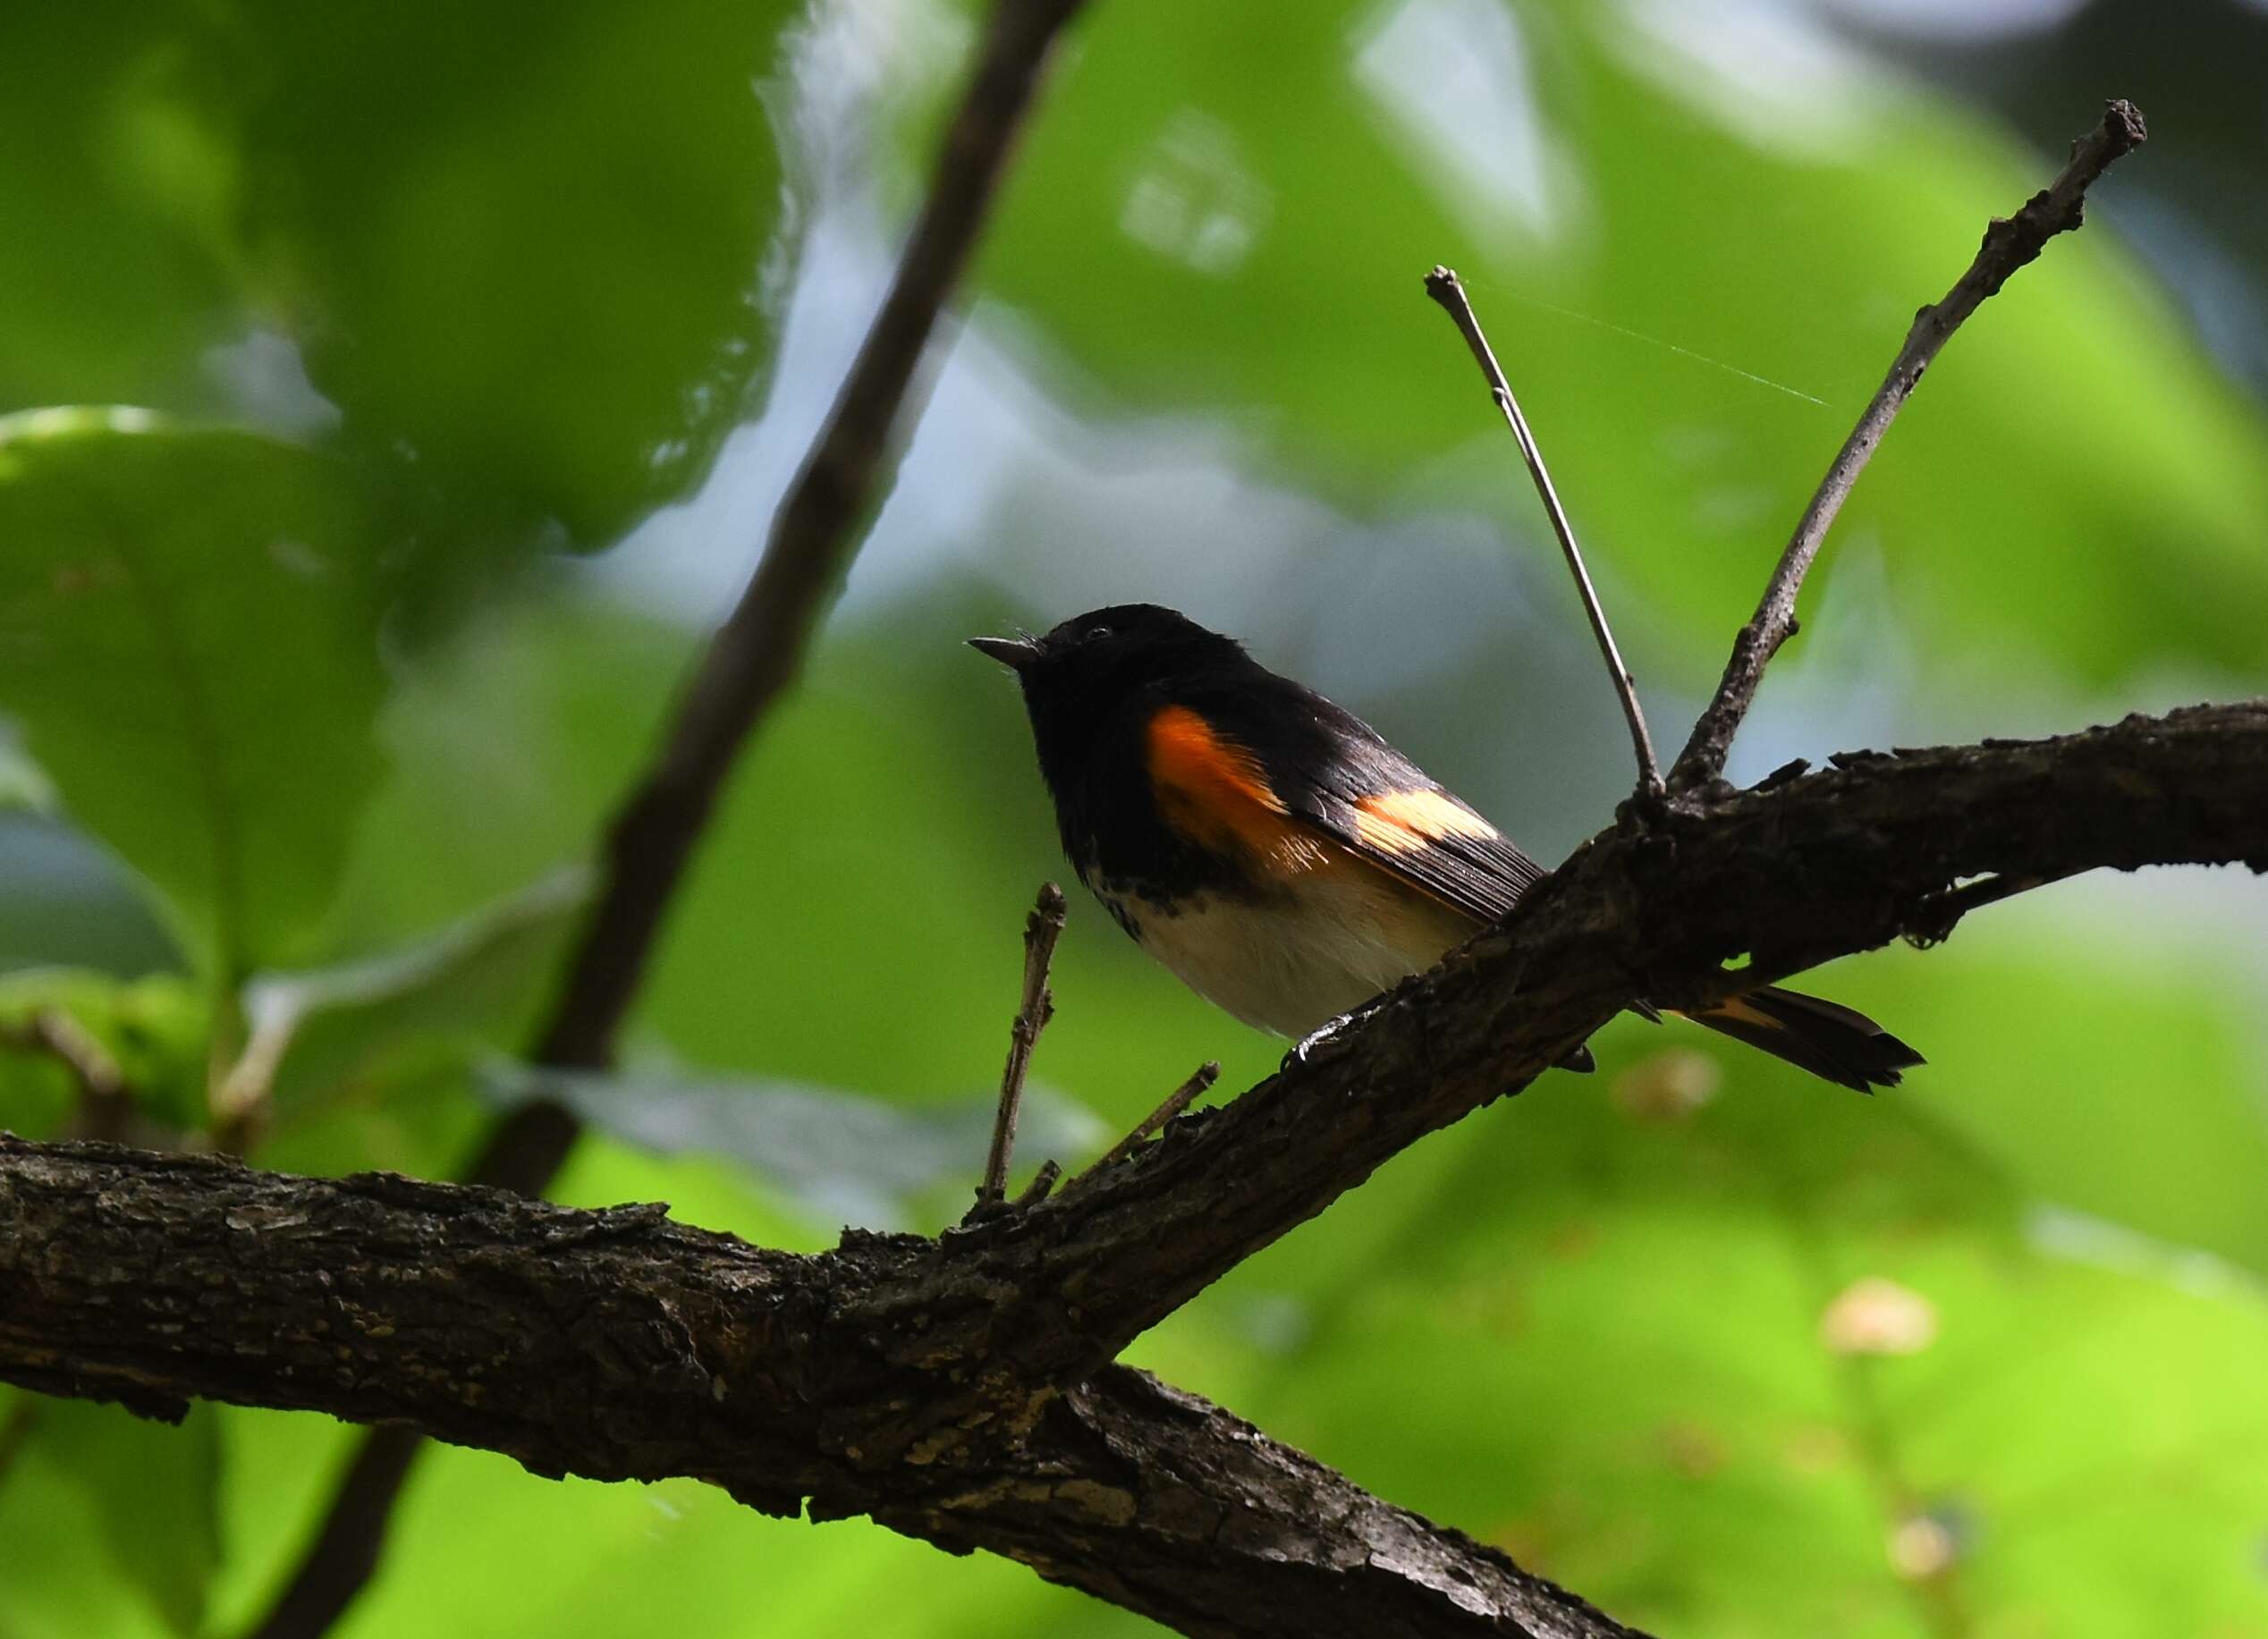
[
  {"left": 1146, "top": 705, "right": 1328, "bottom": 874},
  {"left": 1351, "top": 787, "right": 1500, "bottom": 857}
]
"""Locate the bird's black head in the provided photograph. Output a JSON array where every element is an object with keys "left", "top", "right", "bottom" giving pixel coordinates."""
[
  {"left": 969, "top": 604, "right": 1253, "bottom": 834},
  {"left": 969, "top": 604, "right": 1246, "bottom": 713}
]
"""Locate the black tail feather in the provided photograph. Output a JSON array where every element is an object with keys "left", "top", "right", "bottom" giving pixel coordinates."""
[{"left": 1685, "top": 986, "right": 1924, "bottom": 1094}]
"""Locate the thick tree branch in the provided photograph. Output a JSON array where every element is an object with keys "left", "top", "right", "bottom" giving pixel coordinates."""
[
  {"left": 0, "top": 1141, "right": 1637, "bottom": 1639},
  {"left": 854, "top": 703, "right": 2268, "bottom": 1409},
  {"left": 7, "top": 705, "right": 2261, "bottom": 1636},
  {"left": 1671, "top": 98, "right": 2148, "bottom": 790}
]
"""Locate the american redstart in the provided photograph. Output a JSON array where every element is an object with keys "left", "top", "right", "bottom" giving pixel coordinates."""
[{"left": 973, "top": 604, "right": 1921, "bottom": 1092}]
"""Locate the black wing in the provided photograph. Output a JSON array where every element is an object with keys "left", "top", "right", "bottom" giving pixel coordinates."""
[{"left": 1204, "top": 677, "right": 1547, "bottom": 925}]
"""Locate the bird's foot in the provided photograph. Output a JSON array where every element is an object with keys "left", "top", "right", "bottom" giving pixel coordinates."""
[{"left": 1282, "top": 998, "right": 1389, "bottom": 1071}]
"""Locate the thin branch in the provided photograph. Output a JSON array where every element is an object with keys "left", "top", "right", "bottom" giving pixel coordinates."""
[
  {"left": 1670, "top": 99, "right": 2149, "bottom": 790},
  {"left": 1074, "top": 1060, "right": 1218, "bottom": 1181},
  {"left": 974, "top": 883, "right": 1068, "bottom": 1212},
  {"left": 211, "top": 1007, "right": 296, "bottom": 1154},
  {"left": 1425, "top": 266, "right": 1663, "bottom": 795},
  {"left": 1011, "top": 1159, "right": 1062, "bottom": 1208},
  {"left": 245, "top": 3, "right": 1088, "bottom": 1633}
]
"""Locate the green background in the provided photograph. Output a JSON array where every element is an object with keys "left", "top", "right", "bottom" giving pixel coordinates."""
[{"left": 4, "top": 2, "right": 2265, "bottom": 1635}]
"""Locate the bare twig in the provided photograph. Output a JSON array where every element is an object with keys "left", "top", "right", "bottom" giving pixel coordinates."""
[
  {"left": 247, "top": 4, "right": 1087, "bottom": 1635},
  {"left": 1011, "top": 1159, "right": 1062, "bottom": 1208},
  {"left": 2, "top": 1008, "right": 133, "bottom": 1144},
  {"left": 1076, "top": 1060, "right": 1219, "bottom": 1181},
  {"left": 210, "top": 1009, "right": 296, "bottom": 1154},
  {"left": 1902, "top": 870, "right": 2065, "bottom": 949},
  {"left": 974, "top": 883, "right": 1069, "bottom": 1212},
  {"left": 1425, "top": 266, "right": 1663, "bottom": 795},
  {"left": 1671, "top": 99, "right": 2148, "bottom": 790}
]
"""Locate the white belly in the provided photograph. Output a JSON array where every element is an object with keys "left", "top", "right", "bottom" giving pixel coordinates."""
[{"left": 1092, "top": 873, "right": 1474, "bottom": 1038}]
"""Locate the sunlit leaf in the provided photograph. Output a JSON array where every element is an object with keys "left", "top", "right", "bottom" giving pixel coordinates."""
[
  {"left": 1822, "top": 889, "right": 2268, "bottom": 1280},
  {"left": 0, "top": 410, "right": 389, "bottom": 975},
  {"left": 228, "top": 0, "right": 804, "bottom": 549}
]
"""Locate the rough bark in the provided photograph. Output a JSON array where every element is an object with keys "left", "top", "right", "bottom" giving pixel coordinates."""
[
  {"left": 842, "top": 702, "right": 2268, "bottom": 1416},
  {"left": 0, "top": 1141, "right": 1632, "bottom": 1639},
  {"left": 4, "top": 700, "right": 2263, "bottom": 1635}
]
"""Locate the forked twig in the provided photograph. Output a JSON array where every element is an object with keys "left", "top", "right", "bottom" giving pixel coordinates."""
[
  {"left": 1425, "top": 266, "right": 1663, "bottom": 795},
  {"left": 1672, "top": 100, "right": 2148, "bottom": 790},
  {"left": 974, "top": 883, "right": 1070, "bottom": 1212}
]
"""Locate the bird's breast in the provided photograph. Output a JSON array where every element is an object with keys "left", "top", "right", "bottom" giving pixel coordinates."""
[{"left": 1087, "top": 858, "right": 1475, "bottom": 1039}]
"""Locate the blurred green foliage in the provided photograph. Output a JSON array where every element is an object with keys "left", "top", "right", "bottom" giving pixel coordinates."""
[{"left": 3, "top": 2, "right": 2265, "bottom": 1637}]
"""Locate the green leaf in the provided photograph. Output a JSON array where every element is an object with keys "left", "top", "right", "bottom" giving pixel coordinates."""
[
  {"left": 0, "top": 814, "right": 184, "bottom": 979},
  {"left": 485, "top": 1063, "right": 1111, "bottom": 1230},
  {"left": 0, "top": 410, "right": 389, "bottom": 975},
  {"left": 0, "top": 10, "right": 237, "bottom": 412},
  {"left": 34, "top": 1400, "right": 224, "bottom": 1639},
  {"left": 229, "top": 0, "right": 804, "bottom": 549},
  {"left": 242, "top": 867, "right": 591, "bottom": 1116},
  {"left": 3, "top": 0, "right": 801, "bottom": 578}
]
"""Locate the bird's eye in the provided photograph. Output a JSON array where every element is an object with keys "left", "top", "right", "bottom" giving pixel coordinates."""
[{"left": 1084, "top": 623, "right": 1113, "bottom": 641}]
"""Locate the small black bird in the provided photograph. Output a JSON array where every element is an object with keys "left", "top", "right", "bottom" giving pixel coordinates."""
[{"left": 972, "top": 604, "right": 1921, "bottom": 1092}]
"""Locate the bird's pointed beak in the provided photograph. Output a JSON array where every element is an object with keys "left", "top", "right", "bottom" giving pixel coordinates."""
[{"left": 968, "top": 634, "right": 1040, "bottom": 671}]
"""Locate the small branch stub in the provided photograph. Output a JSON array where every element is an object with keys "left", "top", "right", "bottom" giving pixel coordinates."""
[
  {"left": 1424, "top": 266, "right": 1663, "bottom": 796},
  {"left": 975, "top": 883, "right": 1070, "bottom": 1212},
  {"left": 1670, "top": 98, "right": 2148, "bottom": 792},
  {"left": 1078, "top": 1060, "right": 1220, "bottom": 1181}
]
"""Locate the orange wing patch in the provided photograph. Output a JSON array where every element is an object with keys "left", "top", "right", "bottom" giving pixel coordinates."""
[
  {"left": 1351, "top": 788, "right": 1500, "bottom": 857},
  {"left": 1146, "top": 705, "right": 1331, "bottom": 875}
]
